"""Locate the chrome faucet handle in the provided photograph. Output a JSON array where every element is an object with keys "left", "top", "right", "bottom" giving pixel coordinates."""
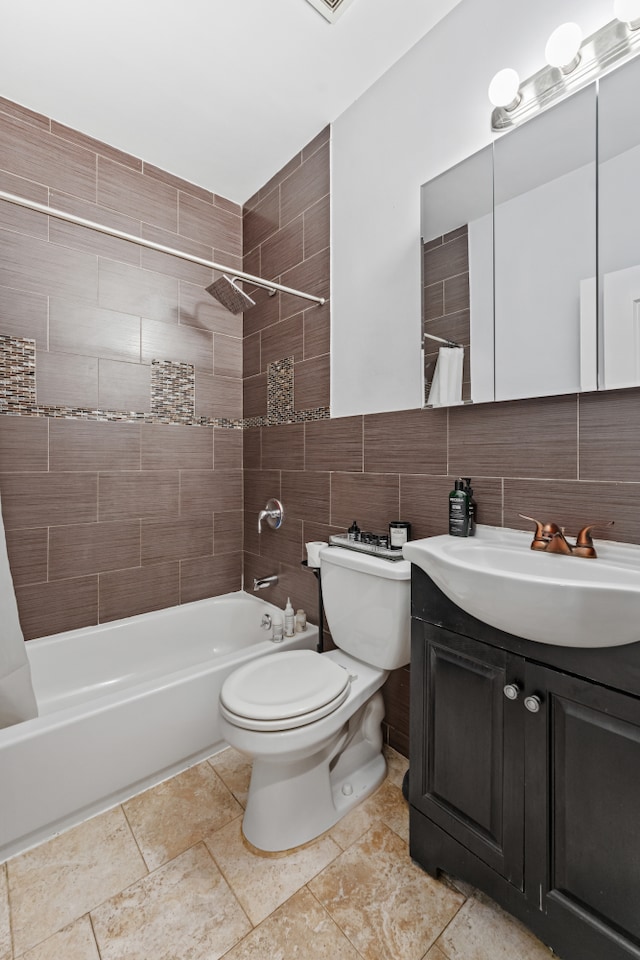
[{"left": 257, "top": 498, "right": 284, "bottom": 534}]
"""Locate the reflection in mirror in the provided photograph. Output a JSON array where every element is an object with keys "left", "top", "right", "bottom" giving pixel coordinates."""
[
  {"left": 493, "top": 85, "right": 597, "bottom": 401},
  {"left": 598, "top": 56, "right": 640, "bottom": 390},
  {"left": 420, "top": 145, "right": 493, "bottom": 407}
]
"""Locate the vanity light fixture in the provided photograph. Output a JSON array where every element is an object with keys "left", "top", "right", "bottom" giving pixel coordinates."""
[{"left": 489, "top": 4, "right": 640, "bottom": 131}]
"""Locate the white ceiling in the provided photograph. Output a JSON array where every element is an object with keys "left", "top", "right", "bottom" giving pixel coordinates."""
[{"left": 0, "top": 0, "right": 462, "bottom": 204}]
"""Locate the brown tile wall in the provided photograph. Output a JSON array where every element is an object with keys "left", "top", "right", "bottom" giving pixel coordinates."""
[
  {"left": 423, "top": 226, "right": 471, "bottom": 402},
  {"left": 0, "top": 99, "right": 244, "bottom": 637}
]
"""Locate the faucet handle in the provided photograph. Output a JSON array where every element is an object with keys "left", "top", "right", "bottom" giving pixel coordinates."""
[
  {"left": 574, "top": 521, "right": 614, "bottom": 558},
  {"left": 519, "top": 514, "right": 552, "bottom": 550}
]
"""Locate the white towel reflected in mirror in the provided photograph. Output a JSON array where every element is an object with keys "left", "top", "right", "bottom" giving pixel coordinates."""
[{"left": 427, "top": 346, "right": 464, "bottom": 407}]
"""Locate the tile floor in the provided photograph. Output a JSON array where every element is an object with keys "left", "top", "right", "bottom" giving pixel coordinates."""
[{"left": 0, "top": 745, "right": 558, "bottom": 960}]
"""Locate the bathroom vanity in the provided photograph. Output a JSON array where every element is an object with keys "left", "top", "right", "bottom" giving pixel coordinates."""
[{"left": 408, "top": 564, "right": 640, "bottom": 960}]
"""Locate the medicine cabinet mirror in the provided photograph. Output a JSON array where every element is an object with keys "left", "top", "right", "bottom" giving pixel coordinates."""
[{"left": 420, "top": 53, "right": 640, "bottom": 406}]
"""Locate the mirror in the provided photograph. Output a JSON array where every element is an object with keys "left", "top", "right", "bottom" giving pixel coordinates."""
[
  {"left": 420, "top": 146, "right": 493, "bottom": 407},
  {"left": 598, "top": 55, "right": 640, "bottom": 391}
]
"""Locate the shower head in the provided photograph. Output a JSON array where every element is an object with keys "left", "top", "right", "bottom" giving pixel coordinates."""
[{"left": 205, "top": 275, "right": 256, "bottom": 314}]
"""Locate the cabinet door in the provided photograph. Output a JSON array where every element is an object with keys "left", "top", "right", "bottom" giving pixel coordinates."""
[
  {"left": 525, "top": 663, "right": 640, "bottom": 956},
  {"left": 410, "top": 624, "right": 525, "bottom": 886}
]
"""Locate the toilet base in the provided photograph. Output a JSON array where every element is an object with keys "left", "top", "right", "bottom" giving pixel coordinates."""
[{"left": 241, "top": 692, "right": 386, "bottom": 852}]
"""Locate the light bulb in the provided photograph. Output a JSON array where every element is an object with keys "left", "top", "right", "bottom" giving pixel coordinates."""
[
  {"left": 488, "top": 68, "right": 521, "bottom": 109},
  {"left": 614, "top": 0, "right": 640, "bottom": 28},
  {"left": 545, "top": 22, "right": 583, "bottom": 72}
]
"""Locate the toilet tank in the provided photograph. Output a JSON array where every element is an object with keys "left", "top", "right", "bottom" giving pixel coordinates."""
[{"left": 319, "top": 546, "right": 411, "bottom": 670}]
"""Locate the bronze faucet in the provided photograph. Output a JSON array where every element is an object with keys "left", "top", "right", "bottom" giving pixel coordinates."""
[{"left": 519, "top": 516, "right": 614, "bottom": 559}]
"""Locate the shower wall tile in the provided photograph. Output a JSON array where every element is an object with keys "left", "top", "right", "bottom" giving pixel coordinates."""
[
  {"left": 0, "top": 287, "right": 48, "bottom": 348},
  {"left": 141, "top": 424, "right": 213, "bottom": 471},
  {"left": 178, "top": 193, "right": 242, "bottom": 260},
  {"left": 364, "top": 408, "right": 448, "bottom": 477},
  {"left": 0, "top": 415, "right": 48, "bottom": 472},
  {"left": 50, "top": 299, "right": 142, "bottom": 363},
  {"left": 16, "top": 577, "right": 99, "bottom": 640},
  {"left": 280, "top": 141, "right": 330, "bottom": 228},
  {"left": 99, "top": 561, "right": 180, "bottom": 623},
  {"left": 180, "top": 552, "right": 242, "bottom": 604},
  {"left": 141, "top": 517, "right": 212, "bottom": 565},
  {"left": 178, "top": 280, "right": 242, "bottom": 339},
  {"left": 243, "top": 428, "right": 261, "bottom": 471},
  {"left": 0, "top": 229, "right": 98, "bottom": 302},
  {"left": 0, "top": 97, "right": 49, "bottom": 130},
  {"left": 243, "top": 332, "right": 260, "bottom": 379},
  {"left": 293, "top": 355, "right": 330, "bottom": 410},
  {"left": 302, "top": 125, "right": 330, "bottom": 160},
  {"left": 97, "top": 157, "right": 178, "bottom": 233},
  {"left": 261, "top": 314, "right": 304, "bottom": 371},
  {"left": 195, "top": 373, "right": 242, "bottom": 420},
  {"left": 36, "top": 352, "right": 99, "bottom": 409},
  {"left": 49, "top": 420, "right": 141, "bottom": 472},
  {"left": 304, "top": 194, "right": 330, "bottom": 259},
  {"left": 98, "top": 359, "right": 151, "bottom": 412},
  {"left": 261, "top": 423, "right": 305, "bottom": 471},
  {"left": 280, "top": 247, "right": 330, "bottom": 322},
  {"left": 255, "top": 153, "right": 302, "bottom": 208},
  {"left": 244, "top": 187, "right": 280, "bottom": 254},
  {"left": 214, "top": 335, "right": 242, "bottom": 379},
  {"left": 140, "top": 225, "right": 212, "bottom": 286},
  {"left": 281, "top": 470, "right": 330, "bottom": 523},
  {"left": 180, "top": 470, "right": 243, "bottom": 517},
  {"left": 330, "top": 472, "right": 400, "bottom": 531},
  {"left": 143, "top": 163, "right": 212, "bottom": 203},
  {"left": 243, "top": 286, "right": 280, "bottom": 338},
  {"left": 578, "top": 388, "right": 640, "bottom": 481},
  {"left": 303, "top": 302, "right": 330, "bottom": 360},
  {"left": 243, "top": 374, "right": 267, "bottom": 420},
  {"left": 305, "top": 417, "right": 362, "bottom": 473},
  {"left": 260, "top": 216, "right": 304, "bottom": 281},
  {"left": 99, "top": 260, "right": 178, "bottom": 324},
  {"left": 0, "top": 473, "right": 97, "bottom": 529},
  {"left": 0, "top": 195, "right": 48, "bottom": 239},
  {"left": 4, "top": 527, "right": 48, "bottom": 586},
  {"left": 141, "top": 317, "right": 213, "bottom": 373},
  {"left": 98, "top": 471, "right": 180, "bottom": 521},
  {"left": 49, "top": 520, "right": 141, "bottom": 581},
  {"left": 214, "top": 511, "right": 243, "bottom": 554},
  {"left": 214, "top": 428, "right": 243, "bottom": 470},
  {"left": 51, "top": 120, "right": 143, "bottom": 172}
]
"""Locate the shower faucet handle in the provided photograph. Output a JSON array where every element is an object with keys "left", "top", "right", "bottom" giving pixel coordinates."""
[{"left": 257, "top": 498, "right": 284, "bottom": 534}]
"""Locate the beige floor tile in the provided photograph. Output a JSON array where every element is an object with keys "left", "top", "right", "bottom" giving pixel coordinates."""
[
  {"left": 0, "top": 865, "right": 10, "bottom": 960},
  {"left": 222, "top": 886, "right": 362, "bottom": 960},
  {"left": 91, "top": 843, "right": 251, "bottom": 960},
  {"left": 330, "top": 779, "right": 409, "bottom": 850},
  {"left": 435, "top": 895, "right": 555, "bottom": 960},
  {"left": 123, "top": 760, "right": 242, "bottom": 870},
  {"left": 208, "top": 747, "right": 252, "bottom": 808},
  {"left": 383, "top": 744, "right": 409, "bottom": 790},
  {"left": 423, "top": 946, "right": 450, "bottom": 960},
  {"left": 309, "top": 822, "right": 465, "bottom": 960},
  {"left": 205, "top": 817, "right": 341, "bottom": 926},
  {"left": 19, "top": 915, "right": 100, "bottom": 960},
  {"left": 7, "top": 806, "right": 147, "bottom": 956}
]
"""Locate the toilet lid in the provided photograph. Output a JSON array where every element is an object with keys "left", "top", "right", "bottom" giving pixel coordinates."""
[{"left": 220, "top": 650, "right": 351, "bottom": 723}]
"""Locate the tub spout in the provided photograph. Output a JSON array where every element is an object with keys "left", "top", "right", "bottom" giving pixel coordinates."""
[{"left": 253, "top": 574, "right": 278, "bottom": 591}]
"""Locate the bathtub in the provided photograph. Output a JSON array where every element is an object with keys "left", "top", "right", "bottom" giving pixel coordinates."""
[{"left": 0, "top": 591, "right": 318, "bottom": 862}]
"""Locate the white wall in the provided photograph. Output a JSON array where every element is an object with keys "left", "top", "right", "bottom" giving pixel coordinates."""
[{"left": 330, "top": 0, "right": 612, "bottom": 417}]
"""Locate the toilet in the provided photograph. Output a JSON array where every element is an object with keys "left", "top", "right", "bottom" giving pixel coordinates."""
[{"left": 219, "top": 544, "right": 411, "bottom": 852}]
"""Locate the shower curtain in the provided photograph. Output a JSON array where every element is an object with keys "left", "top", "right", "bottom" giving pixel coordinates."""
[{"left": 0, "top": 494, "right": 37, "bottom": 728}]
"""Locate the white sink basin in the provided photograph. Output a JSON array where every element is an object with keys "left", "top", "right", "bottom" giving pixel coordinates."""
[{"left": 403, "top": 526, "right": 640, "bottom": 648}]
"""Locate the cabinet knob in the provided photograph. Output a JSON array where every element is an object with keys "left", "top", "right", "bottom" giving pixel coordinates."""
[
  {"left": 503, "top": 683, "right": 521, "bottom": 701},
  {"left": 524, "top": 694, "right": 542, "bottom": 713}
]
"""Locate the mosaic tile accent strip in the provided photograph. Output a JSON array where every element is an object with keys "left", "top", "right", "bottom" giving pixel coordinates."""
[
  {"left": 151, "top": 360, "right": 195, "bottom": 424},
  {"left": 268, "top": 356, "right": 294, "bottom": 423},
  {"left": 0, "top": 335, "right": 36, "bottom": 412}
]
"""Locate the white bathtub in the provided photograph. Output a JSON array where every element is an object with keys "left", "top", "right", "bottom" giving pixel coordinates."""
[{"left": 0, "top": 591, "right": 318, "bottom": 862}]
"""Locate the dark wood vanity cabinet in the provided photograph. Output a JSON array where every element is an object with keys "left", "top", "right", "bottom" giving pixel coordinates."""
[{"left": 409, "top": 567, "right": 640, "bottom": 960}]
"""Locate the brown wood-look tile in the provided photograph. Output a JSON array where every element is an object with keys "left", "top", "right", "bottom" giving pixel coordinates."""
[
  {"left": 243, "top": 509, "right": 261, "bottom": 559},
  {"left": 423, "top": 234, "right": 469, "bottom": 287},
  {"left": 195, "top": 373, "right": 242, "bottom": 420},
  {"left": 261, "top": 315, "right": 303, "bottom": 371},
  {"left": 243, "top": 286, "right": 280, "bottom": 338},
  {"left": 214, "top": 511, "right": 243, "bottom": 554},
  {"left": 302, "top": 126, "right": 330, "bottom": 161},
  {"left": 180, "top": 470, "right": 243, "bottom": 516},
  {"left": 51, "top": 121, "right": 142, "bottom": 171},
  {"left": 579, "top": 388, "right": 640, "bottom": 481},
  {"left": 280, "top": 142, "right": 330, "bottom": 228},
  {"left": 243, "top": 469, "right": 281, "bottom": 516},
  {"left": 214, "top": 334, "right": 242, "bottom": 379},
  {"left": 0, "top": 195, "right": 48, "bottom": 239},
  {"left": 261, "top": 423, "right": 304, "bottom": 471},
  {"left": 243, "top": 244, "right": 261, "bottom": 281},
  {"left": 243, "top": 186, "right": 280, "bottom": 254},
  {"left": 49, "top": 520, "right": 141, "bottom": 580},
  {"left": 50, "top": 298, "right": 141, "bottom": 362},
  {"left": 331, "top": 473, "right": 400, "bottom": 531},
  {"left": 214, "top": 194, "right": 242, "bottom": 217},
  {"left": 0, "top": 473, "right": 97, "bottom": 529},
  {"left": 0, "top": 416, "right": 48, "bottom": 472},
  {"left": 48, "top": 191, "right": 142, "bottom": 266},
  {"left": 304, "top": 195, "right": 330, "bottom": 260},
  {"left": 141, "top": 424, "right": 213, "bottom": 470},
  {"left": 36, "top": 351, "right": 99, "bottom": 408},
  {"left": 424, "top": 281, "right": 444, "bottom": 321},
  {"left": 382, "top": 668, "right": 410, "bottom": 758},
  {"left": 448, "top": 395, "right": 578, "bottom": 479},
  {"left": 294, "top": 355, "right": 330, "bottom": 410},
  {"left": 258, "top": 153, "right": 302, "bottom": 204},
  {"left": 243, "top": 428, "right": 261, "bottom": 471},
  {"left": 99, "top": 561, "right": 179, "bottom": 622},
  {"left": 261, "top": 515, "right": 304, "bottom": 567},
  {"left": 282, "top": 470, "right": 330, "bottom": 523},
  {"left": 50, "top": 420, "right": 140, "bottom": 472},
  {"left": 444, "top": 272, "right": 469, "bottom": 315},
  {"left": 180, "top": 553, "right": 242, "bottom": 604},
  {"left": 16, "top": 576, "right": 98, "bottom": 640},
  {"left": 304, "top": 302, "right": 330, "bottom": 360},
  {"left": 179, "top": 280, "right": 243, "bottom": 338},
  {"left": 400, "top": 475, "right": 503, "bottom": 540},
  {"left": 0, "top": 286, "right": 47, "bottom": 347},
  {"left": 4, "top": 527, "right": 48, "bottom": 586},
  {"left": 98, "top": 157, "right": 177, "bottom": 232},
  {"left": 98, "top": 359, "right": 151, "bottom": 412},
  {"left": 0, "top": 168, "right": 48, "bottom": 205},
  {"left": 260, "top": 217, "right": 304, "bottom": 281},
  {"left": 98, "top": 471, "right": 179, "bottom": 521},
  {"left": 280, "top": 248, "right": 330, "bottom": 322},
  {"left": 141, "top": 517, "right": 212, "bottom": 565},
  {"left": 141, "top": 317, "right": 213, "bottom": 373},
  {"left": 243, "top": 332, "right": 261, "bottom": 378},
  {"left": 140, "top": 224, "right": 213, "bottom": 285},
  {"left": 214, "top": 429, "right": 243, "bottom": 470},
  {"left": 143, "top": 165, "right": 212, "bottom": 203},
  {"left": 98, "top": 259, "right": 178, "bottom": 324},
  {"left": 305, "top": 417, "right": 362, "bottom": 472},
  {"left": 0, "top": 113, "right": 96, "bottom": 201},
  {"left": 243, "top": 374, "right": 267, "bottom": 419},
  {"left": 504, "top": 478, "right": 640, "bottom": 545},
  {"left": 423, "top": 310, "right": 470, "bottom": 348},
  {"left": 0, "top": 97, "right": 49, "bottom": 130},
  {"left": 178, "top": 193, "right": 241, "bottom": 260},
  {"left": 0, "top": 229, "right": 98, "bottom": 302},
  {"left": 364, "top": 408, "right": 448, "bottom": 476}
]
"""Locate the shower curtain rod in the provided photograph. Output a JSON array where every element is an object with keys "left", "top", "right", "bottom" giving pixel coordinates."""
[{"left": 0, "top": 190, "right": 326, "bottom": 307}]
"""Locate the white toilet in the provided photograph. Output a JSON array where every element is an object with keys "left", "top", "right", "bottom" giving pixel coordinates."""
[{"left": 219, "top": 545, "right": 411, "bottom": 852}]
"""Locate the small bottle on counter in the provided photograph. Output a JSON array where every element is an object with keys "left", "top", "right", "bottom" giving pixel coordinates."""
[
  {"left": 449, "top": 478, "right": 470, "bottom": 537},
  {"left": 464, "top": 479, "right": 477, "bottom": 536},
  {"left": 295, "top": 609, "right": 307, "bottom": 632},
  {"left": 272, "top": 613, "right": 284, "bottom": 642},
  {"left": 348, "top": 520, "right": 361, "bottom": 541},
  {"left": 284, "top": 597, "right": 295, "bottom": 637},
  {"left": 389, "top": 521, "right": 411, "bottom": 550}
]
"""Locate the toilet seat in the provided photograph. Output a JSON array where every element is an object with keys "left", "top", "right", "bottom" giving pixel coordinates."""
[{"left": 220, "top": 649, "right": 352, "bottom": 731}]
